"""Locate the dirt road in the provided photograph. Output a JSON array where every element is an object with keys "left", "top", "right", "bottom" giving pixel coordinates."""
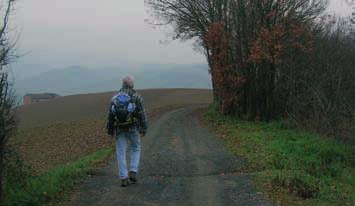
[{"left": 67, "top": 106, "right": 270, "bottom": 206}]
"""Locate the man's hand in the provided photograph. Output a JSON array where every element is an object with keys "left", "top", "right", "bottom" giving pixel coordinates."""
[
  {"left": 140, "top": 131, "right": 146, "bottom": 137},
  {"left": 107, "top": 129, "right": 114, "bottom": 136},
  {"left": 107, "top": 121, "right": 114, "bottom": 136}
]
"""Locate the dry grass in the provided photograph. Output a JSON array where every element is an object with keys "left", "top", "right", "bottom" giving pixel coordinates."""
[{"left": 12, "top": 89, "right": 212, "bottom": 173}]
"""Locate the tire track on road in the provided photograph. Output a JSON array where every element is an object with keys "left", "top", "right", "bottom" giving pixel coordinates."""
[{"left": 67, "top": 106, "right": 271, "bottom": 206}]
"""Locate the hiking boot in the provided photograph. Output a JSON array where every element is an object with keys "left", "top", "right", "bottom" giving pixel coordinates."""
[
  {"left": 129, "top": 171, "right": 138, "bottom": 184},
  {"left": 121, "top": 178, "right": 130, "bottom": 187}
]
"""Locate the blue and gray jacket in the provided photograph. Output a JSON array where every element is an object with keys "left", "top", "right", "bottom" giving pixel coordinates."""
[{"left": 107, "top": 87, "right": 148, "bottom": 135}]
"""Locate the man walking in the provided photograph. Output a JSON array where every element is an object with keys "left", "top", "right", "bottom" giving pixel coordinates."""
[{"left": 107, "top": 75, "right": 148, "bottom": 187}]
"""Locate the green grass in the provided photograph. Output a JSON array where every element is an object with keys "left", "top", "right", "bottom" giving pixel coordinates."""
[
  {"left": 205, "top": 106, "right": 354, "bottom": 206},
  {"left": 4, "top": 148, "right": 113, "bottom": 206}
]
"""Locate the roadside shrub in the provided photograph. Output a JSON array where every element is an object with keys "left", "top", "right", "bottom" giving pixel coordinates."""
[
  {"left": 3, "top": 147, "right": 33, "bottom": 205},
  {"left": 272, "top": 171, "right": 320, "bottom": 199},
  {"left": 3, "top": 148, "right": 112, "bottom": 206}
]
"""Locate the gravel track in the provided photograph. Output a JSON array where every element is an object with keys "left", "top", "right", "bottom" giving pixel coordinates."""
[{"left": 67, "top": 106, "right": 270, "bottom": 206}]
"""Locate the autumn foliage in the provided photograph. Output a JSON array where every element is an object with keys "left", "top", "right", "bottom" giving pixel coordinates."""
[
  {"left": 199, "top": 1, "right": 325, "bottom": 121},
  {"left": 148, "top": 0, "right": 355, "bottom": 140},
  {"left": 205, "top": 22, "right": 247, "bottom": 114}
]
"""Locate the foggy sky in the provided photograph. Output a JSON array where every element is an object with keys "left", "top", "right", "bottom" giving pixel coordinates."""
[
  {"left": 11, "top": 0, "right": 353, "bottom": 77},
  {"left": 327, "top": 0, "right": 352, "bottom": 17},
  {"left": 13, "top": 0, "right": 204, "bottom": 74}
]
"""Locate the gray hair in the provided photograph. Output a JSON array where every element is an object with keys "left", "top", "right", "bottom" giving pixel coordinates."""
[{"left": 122, "top": 75, "right": 135, "bottom": 88}]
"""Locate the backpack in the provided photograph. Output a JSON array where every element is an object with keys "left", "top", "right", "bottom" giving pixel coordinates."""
[{"left": 111, "top": 91, "right": 137, "bottom": 128}]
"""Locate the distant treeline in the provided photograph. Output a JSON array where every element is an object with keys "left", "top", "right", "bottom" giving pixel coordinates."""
[{"left": 147, "top": 0, "right": 355, "bottom": 141}]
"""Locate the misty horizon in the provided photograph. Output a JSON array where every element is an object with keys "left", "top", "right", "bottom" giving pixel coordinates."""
[
  {"left": 11, "top": 0, "right": 205, "bottom": 80},
  {"left": 10, "top": 0, "right": 353, "bottom": 81}
]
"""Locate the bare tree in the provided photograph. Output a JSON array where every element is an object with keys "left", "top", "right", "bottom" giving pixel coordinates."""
[
  {"left": 146, "top": 0, "right": 231, "bottom": 101},
  {"left": 285, "top": 22, "right": 355, "bottom": 140},
  {"left": 147, "top": 0, "right": 326, "bottom": 119},
  {"left": 0, "top": 0, "right": 17, "bottom": 202},
  {"left": 147, "top": 0, "right": 355, "bottom": 140}
]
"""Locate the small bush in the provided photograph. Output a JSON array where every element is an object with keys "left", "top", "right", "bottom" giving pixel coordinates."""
[
  {"left": 3, "top": 148, "right": 33, "bottom": 190},
  {"left": 3, "top": 148, "right": 112, "bottom": 206},
  {"left": 272, "top": 171, "right": 320, "bottom": 199}
]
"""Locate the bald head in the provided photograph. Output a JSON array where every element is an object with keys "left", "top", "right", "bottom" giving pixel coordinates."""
[{"left": 122, "top": 75, "right": 135, "bottom": 89}]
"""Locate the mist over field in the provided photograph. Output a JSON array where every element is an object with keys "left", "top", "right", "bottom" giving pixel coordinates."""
[
  {"left": 11, "top": 0, "right": 210, "bottom": 100},
  {"left": 11, "top": 0, "right": 204, "bottom": 79},
  {"left": 14, "top": 64, "right": 211, "bottom": 100},
  {"left": 11, "top": 0, "right": 351, "bottom": 101}
]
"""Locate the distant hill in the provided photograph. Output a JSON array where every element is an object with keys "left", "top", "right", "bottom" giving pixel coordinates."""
[{"left": 14, "top": 64, "right": 211, "bottom": 101}]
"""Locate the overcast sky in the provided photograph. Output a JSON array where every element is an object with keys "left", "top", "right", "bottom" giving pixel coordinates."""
[
  {"left": 12, "top": 0, "right": 204, "bottom": 75},
  {"left": 327, "top": 0, "right": 353, "bottom": 16},
  {"left": 11, "top": 0, "right": 353, "bottom": 77}
]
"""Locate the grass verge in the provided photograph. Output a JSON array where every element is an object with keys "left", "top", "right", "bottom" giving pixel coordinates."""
[
  {"left": 4, "top": 148, "right": 113, "bottom": 206},
  {"left": 204, "top": 106, "right": 354, "bottom": 206}
]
